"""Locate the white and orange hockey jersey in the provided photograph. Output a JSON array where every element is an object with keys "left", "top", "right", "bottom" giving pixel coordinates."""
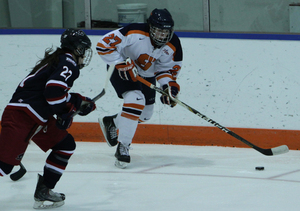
[{"left": 96, "top": 23, "right": 183, "bottom": 86}]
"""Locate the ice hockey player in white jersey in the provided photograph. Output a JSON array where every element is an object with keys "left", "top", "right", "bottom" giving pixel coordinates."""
[{"left": 97, "top": 8, "right": 183, "bottom": 168}]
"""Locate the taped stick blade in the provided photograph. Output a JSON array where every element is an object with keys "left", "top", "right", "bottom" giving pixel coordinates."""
[{"left": 271, "top": 145, "right": 289, "bottom": 155}]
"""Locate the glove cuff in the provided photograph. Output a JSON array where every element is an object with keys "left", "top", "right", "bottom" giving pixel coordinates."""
[
  {"left": 168, "top": 81, "right": 180, "bottom": 92},
  {"left": 69, "top": 93, "right": 83, "bottom": 110}
]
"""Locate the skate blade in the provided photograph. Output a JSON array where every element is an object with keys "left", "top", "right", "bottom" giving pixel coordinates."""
[
  {"left": 115, "top": 160, "right": 128, "bottom": 169},
  {"left": 33, "top": 200, "right": 64, "bottom": 209}
]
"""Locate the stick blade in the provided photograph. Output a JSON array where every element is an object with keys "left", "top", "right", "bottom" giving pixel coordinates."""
[
  {"left": 10, "top": 164, "right": 27, "bottom": 181},
  {"left": 271, "top": 145, "right": 289, "bottom": 155}
]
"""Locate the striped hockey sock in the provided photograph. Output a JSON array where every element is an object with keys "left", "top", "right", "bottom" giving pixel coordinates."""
[{"left": 43, "top": 149, "right": 74, "bottom": 189}]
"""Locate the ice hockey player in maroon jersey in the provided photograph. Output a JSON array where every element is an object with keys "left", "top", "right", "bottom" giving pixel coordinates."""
[
  {"left": 97, "top": 9, "right": 183, "bottom": 168},
  {"left": 0, "top": 28, "right": 96, "bottom": 209}
]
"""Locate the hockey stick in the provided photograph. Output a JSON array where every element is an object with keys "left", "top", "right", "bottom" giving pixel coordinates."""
[
  {"left": 72, "top": 64, "right": 115, "bottom": 117},
  {"left": 10, "top": 162, "right": 27, "bottom": 181},
  {"left": 136, "top": 75, "right": 289, "bottom": 156},
  {"left": 9, "top": 125, "right": 43, "bottom": 181},
  {"left": 10, "top": 65, "right": 115, "bottom": 181}
]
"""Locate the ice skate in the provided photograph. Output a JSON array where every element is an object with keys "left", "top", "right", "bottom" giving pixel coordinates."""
[
  {"left": 33, "top": 174, "right": 65, "bottom": 209},
  {"left": 115, "top": 142, "right": 130, "bottom": 169},
  {"left": 99, "top": 114, "right": 118, "bottom": 147}
]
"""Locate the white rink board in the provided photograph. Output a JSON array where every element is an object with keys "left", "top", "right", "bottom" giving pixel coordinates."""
[{"left": 1, "top": 34, "right": 300, "bottom": 130}]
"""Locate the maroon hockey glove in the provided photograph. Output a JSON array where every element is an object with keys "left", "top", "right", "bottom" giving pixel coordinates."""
[
  {"left": 116, "top": 58, "right": 138, "bottom": 82},
  {"left": 56, "top": 103, "right": 76, "bottom": 130},
  {"left": 69, "top": 93, "right": 96, "bottom": 113},
  {"left": 78, "top": 97, "right": 96, "bottom": 116},
  {"left": 160, "top": 81, "right": 180, "bottom": 107},
  {"left": 69, "top": 93, "right": 84, "bottom": 110}
]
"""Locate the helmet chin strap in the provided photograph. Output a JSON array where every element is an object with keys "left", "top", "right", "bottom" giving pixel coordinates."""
[
  {"left": 150, "top": 36, "right": 163, "bottom": 49},
  {"left": 149, "top": 39, "right": 157, "bottom": 47},
  {"left": 71, "top": 47, "right": 92, "bottom": 69},
  {"left": 71, "top": 52, "right": 84, "bottom": 69}
]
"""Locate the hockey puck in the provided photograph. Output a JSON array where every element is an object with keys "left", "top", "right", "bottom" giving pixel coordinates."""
[{"left": 255, "top": 166, "right": 264, "bottom": 171}]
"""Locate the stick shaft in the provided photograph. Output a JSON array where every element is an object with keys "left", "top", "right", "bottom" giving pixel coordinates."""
[
  {"left": 136, "top": 75, "right": 288, "bottom": 156},
  {"left": 72, "top": 64, "right": 115, "bottom": 117}
]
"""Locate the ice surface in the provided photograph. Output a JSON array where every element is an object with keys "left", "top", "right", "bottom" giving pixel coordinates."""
[{"left": 1, "top": 142, "right": 300, "bottom": 211}]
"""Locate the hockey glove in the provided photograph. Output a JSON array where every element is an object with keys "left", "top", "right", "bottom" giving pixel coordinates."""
[
  {"left": 78, "top": 97, "right": 96, "bottom": 116},
  {"left": 69, "top": 93, "right": 96, "bottom": 115},
  {"left": 160, "top": 81, "right": 180, "bottom": 107},
  {"left": 116, "top": 58, "right": 138, "bottom": 82},
  {"left": 56, "top": 93, "right": 96, "bottom": 129},
  {"left": 68, "top": 93, "right": 84, "bottom": 110},
  {"left": 55, "top": 93, "right": 82, "bottom": 130},
  {"left": 56, "top": 103, "right": 76, "bottom": 130}
]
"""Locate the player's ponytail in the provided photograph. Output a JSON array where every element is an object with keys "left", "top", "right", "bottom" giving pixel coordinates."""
[{"left": 30, "top": 47, "right": 65, "bottom": 74}]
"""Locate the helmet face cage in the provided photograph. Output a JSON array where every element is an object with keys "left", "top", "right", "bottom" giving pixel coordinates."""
[
  {"left": 60, "top": 28, "right": 92, "bottom": 68},
  {"left": 80, "top": 48, "right": 93, "bottom": 69},
  {"left": 149, "top": 25, "right": 173, "bottom": 47},
  {"left": 148, "top": 9, "right": 174, "bottom": 47}
]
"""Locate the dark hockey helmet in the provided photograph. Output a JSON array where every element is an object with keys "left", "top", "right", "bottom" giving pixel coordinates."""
[
  {"left": 60, "top": 28, "right": 92, "bottom": 68},
  {"left": 147, "top": 8, "right": 174, "bottom": 47}
]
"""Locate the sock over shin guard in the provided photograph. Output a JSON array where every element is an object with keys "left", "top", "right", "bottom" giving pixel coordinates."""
[
  {"left": 117, "top": 90, "right": 145, "bottom": 146},
  {"left": 43, "top": 134, "right": 76, "bottom": 189},
  {"left": 138, "top": 104, "right": 154, "bottom": 123}
]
